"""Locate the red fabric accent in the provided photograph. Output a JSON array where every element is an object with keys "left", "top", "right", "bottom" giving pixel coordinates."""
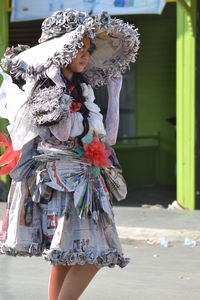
[
  {"left": 0, "top": 132, "right": 9, "bottom": 147},
  {"left": 0, "top": 144, "right": 21, "bottom": 166},
  {"left": 83, "top": 138, "right": 111, "bottom": 167},
  {"left": 70, "top": 102, "right": 82, "bottom": 113},
  {"left": 0, "top": 159, "right": 17, "bottom": 175},
  {"left": 0, "top": 131, "right": 21, "bottom": 175}
]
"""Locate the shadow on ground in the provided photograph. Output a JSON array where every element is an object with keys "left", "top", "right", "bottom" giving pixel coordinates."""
[{"left": 113, "top": 185, "right": 176, "bottom": 208}]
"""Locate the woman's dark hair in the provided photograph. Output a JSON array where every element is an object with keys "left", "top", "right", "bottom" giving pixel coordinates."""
[
  {"left": 10, "top": 75, "right": 26, "bottom": 90},
  {"left": 67, "top": 72, "right": 90, "bottom": 143}
]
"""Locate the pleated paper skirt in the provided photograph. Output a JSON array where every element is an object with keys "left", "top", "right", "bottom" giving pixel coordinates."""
[{"left": 0, "top": 179, "right": 130, "bottom": 269}]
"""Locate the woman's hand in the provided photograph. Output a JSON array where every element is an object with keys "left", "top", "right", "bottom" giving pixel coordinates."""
[
  {"left": 107, "top": 73, "right": 123, "bottom": 97},
  {"left": 49, "top": 115, "right": 71, "bottom": 142}
]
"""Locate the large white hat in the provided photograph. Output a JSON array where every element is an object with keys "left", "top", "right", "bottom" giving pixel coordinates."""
[{"left": 1, "top": 9, "right": 140, "bottom": 88}]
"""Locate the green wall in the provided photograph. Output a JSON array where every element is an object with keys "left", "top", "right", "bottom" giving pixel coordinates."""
[
  {"left": 127, "top": 4, "right": 177, "bottom": 186},
  {"left": 0, "top": 0, "right": 8, "bottom": 58},
  {"left": 114, "top": 143, "right": 159, "bottom": 186}
]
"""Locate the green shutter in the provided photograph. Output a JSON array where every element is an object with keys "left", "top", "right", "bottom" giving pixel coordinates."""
[{"left": 133, "top": 4, "right": 176, "bottom": 185}]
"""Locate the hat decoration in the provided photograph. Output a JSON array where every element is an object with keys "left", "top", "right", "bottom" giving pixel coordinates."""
[{"left": 1, "top": 9, "right": 140, "bottom": 88}]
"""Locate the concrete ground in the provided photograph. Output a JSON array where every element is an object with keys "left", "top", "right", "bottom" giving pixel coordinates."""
[{"left": 0, "top": 242, "right": 200, "bottom": 300}]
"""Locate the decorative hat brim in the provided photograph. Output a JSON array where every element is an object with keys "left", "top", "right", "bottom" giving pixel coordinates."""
[{"left": 1, "top": 11, "right": 140, "bottom": 88}]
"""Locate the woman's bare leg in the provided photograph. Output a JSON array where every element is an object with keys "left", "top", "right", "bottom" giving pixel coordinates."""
[
  {"left": 49, "top": 265, "right": 71, "bottom": 300},
  {"left": 58, "top": 263, "right": 100, "bottom": 300}
]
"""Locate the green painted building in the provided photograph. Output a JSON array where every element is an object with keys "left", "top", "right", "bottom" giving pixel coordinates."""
[{"left": 0, "top": 0, "right": 198, "bottom": 209}]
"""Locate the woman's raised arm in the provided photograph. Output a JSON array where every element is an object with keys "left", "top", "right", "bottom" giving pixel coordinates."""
[
  {"left": 49, "top": 115, "right": 71, "bottom": 141},
  {"left": 105, "top": 74, "right": 123, "bottom": 145}
]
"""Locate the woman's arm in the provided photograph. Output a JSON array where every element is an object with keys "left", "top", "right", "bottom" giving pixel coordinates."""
[
  {"left": 29, "top": 76, "right": 72, "bottom": 142},
  {"left": 105, "top": 74, "right": 123, "bottom": 145},
  {"left": 49, "top": 115, "right": 71, "bottom": 141}
]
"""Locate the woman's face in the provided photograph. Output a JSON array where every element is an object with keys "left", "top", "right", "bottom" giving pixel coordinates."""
[{"left": 67, "top": 36, "right": 91, "bottom": 73}]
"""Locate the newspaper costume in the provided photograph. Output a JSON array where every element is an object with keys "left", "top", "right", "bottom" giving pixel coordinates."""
[{"left": 0, "top": 9, "right": 139, "bottom": 268}]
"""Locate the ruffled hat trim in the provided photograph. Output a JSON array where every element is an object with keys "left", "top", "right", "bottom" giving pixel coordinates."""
[{"left": 1, "top": 10, "right": 140, "bottom": 88}]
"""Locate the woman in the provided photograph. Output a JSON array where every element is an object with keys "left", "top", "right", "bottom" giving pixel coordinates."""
[{"left": 0, "top": 9, "right": 139, "bottom": 300}]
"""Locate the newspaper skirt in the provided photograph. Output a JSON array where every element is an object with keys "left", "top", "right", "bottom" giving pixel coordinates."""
[{"left": 0, "top": 141, "right": 129, "bottom": 269}]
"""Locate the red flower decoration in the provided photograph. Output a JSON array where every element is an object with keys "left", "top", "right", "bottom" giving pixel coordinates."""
[
  {"left": 70, "top": 102, "right": 82, "bottom": 113},
  {"left": 83, "top": 137, "right": 111, "bottom": 167},
  {"left": 0, "top": 131, "right": 21, "bottom": 176}
]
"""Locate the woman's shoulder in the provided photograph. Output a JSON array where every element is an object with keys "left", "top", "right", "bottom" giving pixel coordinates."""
[{"left": 28, "top": 77, "right": 71, "bottom": 127}]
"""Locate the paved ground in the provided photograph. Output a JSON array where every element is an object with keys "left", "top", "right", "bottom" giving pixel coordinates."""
[
  {"left": 114, "top": 206, "right": 200, "bottom": 242},
  {"left": 0, "top": 242, "right": 200, "bottom": 300}
]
